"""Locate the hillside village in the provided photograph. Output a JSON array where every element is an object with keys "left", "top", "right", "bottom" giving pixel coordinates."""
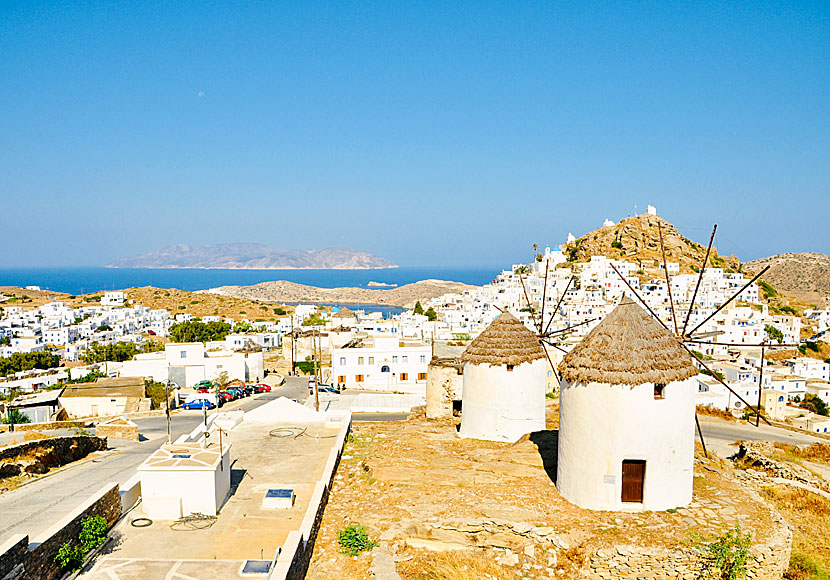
[{"left": 2, "top": 209, "right": 830, "bottom": 580}]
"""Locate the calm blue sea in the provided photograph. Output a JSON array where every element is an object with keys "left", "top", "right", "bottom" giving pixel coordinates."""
[{"left": 0, "top": 267, "right": 500, "bottom": 296}]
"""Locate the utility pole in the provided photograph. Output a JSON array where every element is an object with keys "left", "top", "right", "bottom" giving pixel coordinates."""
[
  {"left": 290, "top": 316, "right": 295, "bottom": 375},
  {"left": 756, "top": 341, "right": 766, "bottom": 427},
  {"left": 313, "top": 328, "right": 320, "bottom": 412},
  {"left": 165, "top": 380, "right": 172, "bottom": 444}
]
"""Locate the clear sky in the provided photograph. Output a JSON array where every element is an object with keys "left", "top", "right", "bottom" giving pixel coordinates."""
[{"left": 1, "top": 1, "right": 827, "bottom": 268}]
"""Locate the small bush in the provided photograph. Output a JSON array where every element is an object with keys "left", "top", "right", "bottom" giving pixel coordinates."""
[
  {"left": 693, "top": 525, "right": 751, "bottom": 580},
  {"left": 79, "top": 515, "right": 108, "bottom": 552},
  {"left": 338, "top": 523, "right": 378, "bottom": 556},
  {"left": 54, "top": 543, "right": 85, "bottom": 570}
]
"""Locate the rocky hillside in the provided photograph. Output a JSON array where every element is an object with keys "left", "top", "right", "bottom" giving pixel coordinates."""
[
  {"left": 207, "top": 279, "right": 476, "bottom": 308},
  {"left": 745, "top": 253, "right": 830, "bottom": 303},
  {"left": 562, "top": 213, "right": 740, "bottom": 275},
  {"left": 109, "top": 243, "right": 397, "bottom": 270}
]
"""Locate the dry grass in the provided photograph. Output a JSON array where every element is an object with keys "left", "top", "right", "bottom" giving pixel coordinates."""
[
  {"left": 760, "top": 486, "right": 830, "bottom": 579},
  {"left": 23, "top": 431, "right": 50, "bottom": 442},
  {"left": 697, "top": 405, "right": 737, "bottom": 422},
  {"left": 773, "top": 442, "right": 830, "bottom": 464},
  {"left": 397, "top": 550, "right": 521, "bottom": 580}
]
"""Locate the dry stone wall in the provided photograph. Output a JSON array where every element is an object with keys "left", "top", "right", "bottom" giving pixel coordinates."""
[
  {"left": 0, "top": 483, "right": 120, "bottom": 580},
  {"left": 0, "top": 436, "right": 106, "bottom": 478},
  {"left": 425, "top": 361, "right": 462, "bottom": 419}
]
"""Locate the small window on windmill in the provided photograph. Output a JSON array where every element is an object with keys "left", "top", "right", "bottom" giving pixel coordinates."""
[
  {"left": 506, "top": 364, "right": 514, "bottom": 372},
  {"left": 654, "top": 384, "right": 665, "bottom": 399}
]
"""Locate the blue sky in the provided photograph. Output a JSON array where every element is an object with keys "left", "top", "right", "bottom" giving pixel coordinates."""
[{"left": 1, "top": 1, "right": 827, "bottom": 268}]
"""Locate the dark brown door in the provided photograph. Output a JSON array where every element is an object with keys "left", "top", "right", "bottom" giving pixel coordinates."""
[{"left": 621, "top": 460, "right": 645, "bottom": 503}]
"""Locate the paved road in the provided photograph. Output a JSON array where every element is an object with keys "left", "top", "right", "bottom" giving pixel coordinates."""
[
  {"left": 0, "top": 377, "right": 306, "bottom": 543},
  {"left": 697, "top": 415, "right": 825, "bottom": 458}
]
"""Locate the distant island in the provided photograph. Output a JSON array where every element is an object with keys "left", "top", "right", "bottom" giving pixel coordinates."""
[{"left": 107, "top": 243, "right": 398, "bottom": 270}]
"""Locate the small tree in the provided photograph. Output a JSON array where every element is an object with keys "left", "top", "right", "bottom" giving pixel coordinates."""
[
  {"left": 764, "top": 325, "right": 784, "bottom": 344},
  {"left": 213, "top": 371, "right": 230, "bottom": 392},
  {"left": 413, "top": 301, "right": 424, "bottom": 315},
  {"left": 1, "top": 408, "right": 31, "bottom": 425},
  {"left": 424, "top": 307, "right": 438, "bottom": 322}
]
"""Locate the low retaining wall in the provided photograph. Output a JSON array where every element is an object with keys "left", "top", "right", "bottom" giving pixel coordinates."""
[
  {"left": 0, "top": 483, "right": 121, "bottom": 580},
  {"left": 0, "top": 436, "right": 107, "bottom": 477},
  {"left": 581, "top": 492, "right": 792, "bottom": 580},
  {"left": 269, "top": 416, "right": 351, "bottom": 580}
]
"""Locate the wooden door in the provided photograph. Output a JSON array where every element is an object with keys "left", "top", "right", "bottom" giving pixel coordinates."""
[{"left": 621, "top": 460, "right": 645, "bottom": 503}]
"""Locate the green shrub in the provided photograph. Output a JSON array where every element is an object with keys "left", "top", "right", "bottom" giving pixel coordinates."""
[
  {"left": 1, "top": 408, "right": 31, "bottom": 425},
  {"left": 338, "top": 523, "right": 378, "bottom": 556},
  {"left": 53, "top": 515, "right": 109, "bottom": 570},
  {"left": 693, "top": 525, "right": 751, "bottom": 580},
  {"left": 79, "top": 515, "right": 108, "bottom": 552},
  {"left": 54, "top": 543, "right": 85, "bottom": 570}
]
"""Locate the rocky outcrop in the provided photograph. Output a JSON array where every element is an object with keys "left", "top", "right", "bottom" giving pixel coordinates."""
[
  {"left": 736, "top": 440, "right": 828, "bottom": 491},
  {"left": 0, "top": 436, "right": 106, "bottom": 479}
]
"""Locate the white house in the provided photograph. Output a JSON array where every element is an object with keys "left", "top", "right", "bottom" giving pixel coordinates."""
[
  {"left": 118, "top": 342, "right": 263, "bottom": 388},
  {"left": 101, "top": 292, "right": 126, "bottom": 307},
  {"left": 331, "top": 335, "right": 430, "bottom": 394}
]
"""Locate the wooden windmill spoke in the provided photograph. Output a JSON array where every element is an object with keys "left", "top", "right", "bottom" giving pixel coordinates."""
[
  {"left": 681, "top": 225, "right": 717, "bottom": 338},
  {"left": 544, "top": 317, "right": 597, "bottom": 338},
  {"left": 677, "top": 340, "right": 771, "bottom": 425},
  {"left": 518, "top": 273, "right": 540, "bottom": 332},
  {"left": 657, "top": 221, "right": 679, "bottom": 336},
  {"left": 543, "top": 276, "right": 575, "bottom": 336},
  {"left": 686, "top": 266, "right": 770, "bottom": 339},
  {"left": 539, "top": 261, "right": 549, "bottom": 336},
  {"left": 609, "top": 263, "right": 672, "bottom": 334},
  {"left": 538, "top": 341, "right": 562, "bottom": 386}
]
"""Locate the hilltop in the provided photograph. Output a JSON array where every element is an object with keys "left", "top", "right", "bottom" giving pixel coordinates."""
[
  {"left": 109, "top": 243, "right": 397, "bottom": 270},
  {"left": 562, "top": 213, "right": 740, "bottom": 276},
  {"left": 0, "top": 286, "right": 292, "bottom": 321},
  {"left": 746, "top": 253, "right": 830, "bottom": 304},
  {"left": 207, "top": 279, "right": 476, "bottom": 308}
]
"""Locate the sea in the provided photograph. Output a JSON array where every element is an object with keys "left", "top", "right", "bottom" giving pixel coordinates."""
[{"left": 0, "top": 266, "right": 502, "bottom": 316}]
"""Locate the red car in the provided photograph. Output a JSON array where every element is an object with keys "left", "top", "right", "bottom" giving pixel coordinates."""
[
  {"left": 254, "top": 384, "right": 271, "bottom": 393},
  {"left": 196, "top": 387, "right": 209, "bottom": 393}
]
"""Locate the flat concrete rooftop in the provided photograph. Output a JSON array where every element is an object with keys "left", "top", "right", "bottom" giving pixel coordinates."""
[{"left": 82, "top": 419, "right": 342, "bottom": 580}]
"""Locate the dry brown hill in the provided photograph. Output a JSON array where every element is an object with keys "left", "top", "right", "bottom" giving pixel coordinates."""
[
  {"left": 0, "top": 286, "right": 292, "bottom": 321},
  {"left": 210, "top": 279, "right": 477, "bottom": 308},
  {"left": 745, "top": 253, "right": 830, "bottom": 305},
  {"left": 562, "top": 213, "right": 740, "bottom": 275}
]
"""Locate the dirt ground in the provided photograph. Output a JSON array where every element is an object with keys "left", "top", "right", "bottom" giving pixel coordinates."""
[{"left": 306, "top": 400, "right": 780, "bottom": 580}]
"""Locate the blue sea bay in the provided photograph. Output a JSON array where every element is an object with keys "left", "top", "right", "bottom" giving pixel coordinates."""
[{"left": 0, "top": 267, "right": 500, "bottom": 296}]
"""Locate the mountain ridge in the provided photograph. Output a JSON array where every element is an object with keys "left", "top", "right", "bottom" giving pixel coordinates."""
[
  {"left": 108, "top": 243, "right": 398, "bottom": 270},
  {"left": 745, "top": 252, "right": 830, "bottom": 304}
]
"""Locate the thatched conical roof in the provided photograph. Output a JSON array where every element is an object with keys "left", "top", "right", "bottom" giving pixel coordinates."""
[
  {"left": 559, "top": 296, "right": 697, "bottom": 386},
  {"left": 461, "top": 311, "right": 546, "bottom": 366}
]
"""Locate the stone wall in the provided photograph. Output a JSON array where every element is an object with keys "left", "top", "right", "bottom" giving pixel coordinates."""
[
  {"left": 0, "top": 483, "right": 121, "bottom": 580},
  {"left": 270, "top": 419, "right": 350, "bottom": 580},
  {"left": 0, "top": 436, "right": 107, "bottom": 478},
  {"left": 425, "top": 361, "right": 462, "bottom": 419},
  {"left": 581, "top": 497, "right": 791, "bottom": 580},
  {"left": 95, "top": 422, "right": 139, "bottom": 442}
]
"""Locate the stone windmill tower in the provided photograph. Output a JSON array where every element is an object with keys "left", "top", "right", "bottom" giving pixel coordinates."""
[
  {"left": 556, "top": 296, "right": 700, "bottom": 511},
  {"left": 459, "top": 311, "right": 547, "bottom": 443}
]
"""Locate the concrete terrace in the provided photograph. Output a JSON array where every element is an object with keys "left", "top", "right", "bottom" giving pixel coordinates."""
[{"left": 83, "top": 414, "right": 344, "bottom": 580}]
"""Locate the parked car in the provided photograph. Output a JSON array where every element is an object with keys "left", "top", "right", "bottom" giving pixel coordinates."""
[
  {"left": 196, "top": 387, "right": 210, "bottom": 394},
  {"left": 181, "top": 398, "right": 215, "bottom": 410},
  {"left": 254, "top": 384, "right": 272, "bottom": 392}
]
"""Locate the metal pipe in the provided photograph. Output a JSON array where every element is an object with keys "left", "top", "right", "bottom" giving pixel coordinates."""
[{"left": 658, "top": 221, "right": 679, "bottom": 336}]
